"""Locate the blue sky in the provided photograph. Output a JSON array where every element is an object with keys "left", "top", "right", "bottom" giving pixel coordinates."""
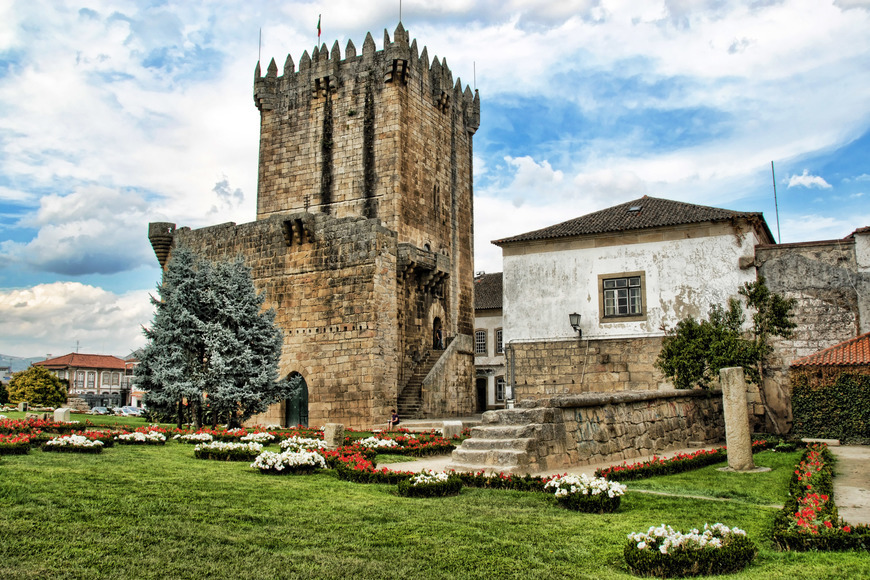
[{"left": 1, "top": 0, "right": 868, "bottom": 357}]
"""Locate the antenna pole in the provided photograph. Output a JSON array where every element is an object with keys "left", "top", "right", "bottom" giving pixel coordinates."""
[
  {"left": 771, "top": 161, "right": 781, "bottom": 244},
  {"left": 258, "top": 28, "right": 262, "bottom": 64},
  {"left": 473, "top": 61, "right": 476, "bottom": 90}
]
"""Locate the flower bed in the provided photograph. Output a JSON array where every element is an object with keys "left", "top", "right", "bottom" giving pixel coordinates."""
[
  {"left": 251, "top": 449, "right": 326, "bottom": 474},
  {"left": 240, "top": 431, "right": 275, "bottom": 444},
  {"left": 543, "top": 473, "right": 626, "bottom": 513},
  {"left": 0, "top": 417, "right": 87, "bottom": 435},
  {"left": 332, "top": 452, "right": 413, "bottom": 484},
  {"left": 73, "top": 430, "right": 115, "bottom": 448},
  {"left": 279, "top": 436, "right": 328, "bottom": 452},
  {"left": 772, "top": 444, "right": 870, "bottom": 551},
  {"left": 625, "top": 523, "right": 757, "bottom": 577},
  {"left": 42, "top": 434, "right": 104, "bottom": 453},
  {"left": 114, "top": 431, "right": 167, "bottom": 445},
  {"left": 397, "top": 469, "right": 462, "bottom": 498},
  {"left": 357, "top": 436, "right": 400, "bottom": 450},
  {"left": 455, "top": 471, "right": 549, "bottom": 492},
  {"left": 194, "top": 441, "right": 263, "bottom": 461},
  {"left": 174, "top": 432, "right": 214, "bottom": 444},
  {"left": 0, "top": 433, "right": 33, "bottom": 455},
  {"left": 596, "top": 440, "right": 772, "bottom": 481}
]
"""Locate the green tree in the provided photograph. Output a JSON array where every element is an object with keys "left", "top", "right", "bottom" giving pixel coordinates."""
[
  {"left": 6, "top": 366, "right": 68, "bottom": 407},
  {"left": 0, "top": 381, "right": 9, "bottom": 405},
  {"left": 136, "top": 247, "right": 285, "bottom": 429},
  {"left": 656, "top": 277, "right": 796, "bottom": 429}
]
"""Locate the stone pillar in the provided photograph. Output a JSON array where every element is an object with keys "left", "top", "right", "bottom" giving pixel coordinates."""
[
  {"left": 720, "top": 367, "right": 755, "bottom": 471},
  {"left": 323, "top": 423, "right": 345, "bottom": 449},
  {"left": 442, "top": 421, "right": 463, "bottom": 440},
  {"left": 17, "top": 402, "right": 28, "bottom": 412}
]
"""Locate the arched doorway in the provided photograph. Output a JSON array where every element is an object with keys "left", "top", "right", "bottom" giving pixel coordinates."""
[{"left": 284, "top": 372, "right": 309, "bottom": 428}]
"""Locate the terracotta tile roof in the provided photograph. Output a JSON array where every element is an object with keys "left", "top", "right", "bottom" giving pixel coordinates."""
[
  {"left": 474, "top": 272, "right": 502, "bottom": 310},
  {"left": 791, "top": 333, "right": 870, "bottom": 367},
  {"left": 33, "top": 353, "right": 126, "bottom": 370},
  {"left": 493, "top": 196, "right": 773, "bottom": 245}
]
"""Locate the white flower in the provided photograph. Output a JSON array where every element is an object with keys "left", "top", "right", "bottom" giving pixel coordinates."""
[
  {"left": 627, "top": 523, "right": 745, "bottom": 554},
  {"left": 358, "top": 436, "right": 400, "bottom": 449},
  {"left": 279, "top": 436, "right": 328, "bottom": 452},
  {"left": 251, "top": 449, "right": 326, "bottom": 471},
  {"left": 115, "top": 431, "right": 166, "bottom": 443},
  {"left": 409, "top": 469, "right": 451, "bottom": 486},
  {"left": 241, "top": 431, "right": 275, "bottom": 443},
  {"left": 178, "top": 432, "right": 213, "bottom": 443},
  {"left": 544, "top": 474, "right": 626, "bottom": 499},
  {"left": 45, "top": 434, "right": 103, "bottom": 448},
  {"left": 194, "top": 441, "right": 263, "bottom": 453}
]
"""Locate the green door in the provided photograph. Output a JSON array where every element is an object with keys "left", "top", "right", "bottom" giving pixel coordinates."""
[{"left": 285, "top": 373, "right": 309, "bottom": 428}]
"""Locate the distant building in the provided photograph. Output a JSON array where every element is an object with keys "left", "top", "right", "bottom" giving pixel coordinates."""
[
  {"left": 33, "top": 353, "right": 130, "bottom": 407},
  {"left": 474, "top": 273, "right": 506, "bottom": 409}
]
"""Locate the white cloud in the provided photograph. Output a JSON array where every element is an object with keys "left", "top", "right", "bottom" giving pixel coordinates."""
[
  {"left": 0, "top": 282, "right": 153, "bottom": 357},
  {"left": 0, "top": 186, "right": 155, "bottom": 275},
  {"left": 786, "top": 169, "right": 832, "bottom": 190}
]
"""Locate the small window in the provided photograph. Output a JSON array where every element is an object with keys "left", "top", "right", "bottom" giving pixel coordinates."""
[
  {"left": 495, "top": 328, "right": 503, "bottom": 355},
  {"left": 474, "top": 330, "right": 487, "bottom": 355},
  {"left": 495, "top": 376, "right": 506, "bottom": 401},
  {"left": 598, "top": 271, "right": 646, "bottom": 322}
]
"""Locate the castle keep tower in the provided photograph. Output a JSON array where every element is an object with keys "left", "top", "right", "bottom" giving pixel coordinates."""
[{"left": 149, "top": 23, "right": 479, "bottom": 429}]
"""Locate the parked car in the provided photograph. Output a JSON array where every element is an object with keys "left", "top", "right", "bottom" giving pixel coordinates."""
[
  {"left": 120, "top": 406, "right": 143, "bottom": 416},
  {"left": 89, "top": 407, "right": 109, "bottom": 415}
]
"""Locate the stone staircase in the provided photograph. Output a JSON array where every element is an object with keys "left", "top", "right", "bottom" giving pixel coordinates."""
[
  {"left": 447, "top": 406, "right": 565, "bottom": 474},
  {"left": 397, "top": 349, "right": 444, "bottom": 418}
]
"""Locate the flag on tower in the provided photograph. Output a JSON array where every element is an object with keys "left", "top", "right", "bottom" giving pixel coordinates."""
[{"left": 317, "top": 15, "right": 321, "bottom": 43}]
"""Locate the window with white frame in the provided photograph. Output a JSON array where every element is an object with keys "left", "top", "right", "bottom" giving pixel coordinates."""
[
  {"left": 495, "top": 328, "right": 503, "bottom": 355},
  {"left": 495, "top": 376, "right": 506, "bottom": 401},
  {"left": 599, "top": 271, "right": 646, "bottom": 321},
  {"left": 474, "top": 330, "right": 487, "bottom": 355},
  {"left": 87, "top": 372, "right": 95, "bottom": 389}
]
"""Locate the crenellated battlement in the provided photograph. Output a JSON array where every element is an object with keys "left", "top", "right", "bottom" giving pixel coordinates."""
[{"left": 254, "top": 22, "right": 480, "bottom": 134}]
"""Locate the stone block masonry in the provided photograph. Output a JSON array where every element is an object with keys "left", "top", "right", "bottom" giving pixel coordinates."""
[
  {"left": 449, "top": 389, "right": 724, "bottom": 474},
  {"left": 149, "top": 23, "right": 479, "bottom": 430},
  {"left": 509, "top": 336, "right": 668, "bottom": 399}
]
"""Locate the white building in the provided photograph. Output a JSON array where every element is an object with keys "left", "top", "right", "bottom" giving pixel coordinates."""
[
  {"left": 473, "top": 273, "right": 506, "bottom": 409},
  {"left": 493, "top": 196, "right": 775, "bottom": 398}
]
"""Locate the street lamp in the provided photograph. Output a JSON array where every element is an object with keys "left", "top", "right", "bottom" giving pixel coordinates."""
[{"left": 569, "top": 312, "right": 582, "bottom": 337}]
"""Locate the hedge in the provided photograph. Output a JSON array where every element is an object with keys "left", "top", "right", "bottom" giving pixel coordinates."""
[
  {"left": 772, "top": 444, "right": 870, "bottom": 551},
  {"left": 791, "top": 371, "right": 870, "bottom": 441}
]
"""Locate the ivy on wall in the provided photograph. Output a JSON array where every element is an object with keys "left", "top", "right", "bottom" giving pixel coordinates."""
[{"left": 791, "top": 370, "right": 870, "bottom": 441}]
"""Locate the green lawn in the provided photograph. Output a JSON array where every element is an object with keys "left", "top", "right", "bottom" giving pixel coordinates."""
[{"left": 1, "top": 445, "right": 867, "bottom": 580}]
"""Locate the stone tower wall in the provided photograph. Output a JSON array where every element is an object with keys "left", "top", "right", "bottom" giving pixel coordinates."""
[
  {"left": 254, "top": 23, "right": 478, "bottom": 344},
  {"left": 171, "top": 213, "right": 400, "bottom": 428}
]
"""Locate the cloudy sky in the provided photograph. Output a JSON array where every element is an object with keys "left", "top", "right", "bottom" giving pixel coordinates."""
[{"left": 1, "top": 0, "right": 868, "bottom": 358}]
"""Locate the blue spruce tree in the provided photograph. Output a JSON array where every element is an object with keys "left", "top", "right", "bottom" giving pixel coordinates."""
[{"left": 137, "top": 247, "right": 284, "bottom": 429}]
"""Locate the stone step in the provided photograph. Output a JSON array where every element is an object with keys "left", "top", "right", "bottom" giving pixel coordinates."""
[
  {"left": 460, "top": 437, "right": 536, "bottom": 452},
  {"left": 450, "top": 447, "right": 529, "bottom": 469},
  {"left": 470, "top": 424, "right": 538, "bottom": 440},
  {"left": 481, "top": 407, "right": 557, "bottom": 425}
]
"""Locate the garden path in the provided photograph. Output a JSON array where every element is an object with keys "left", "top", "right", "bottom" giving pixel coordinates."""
[{"left": 828, "top": 445, "right": 870, "bottom": 526}]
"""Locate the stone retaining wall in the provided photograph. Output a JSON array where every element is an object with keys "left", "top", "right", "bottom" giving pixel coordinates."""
[{"left": 522, "top": 389, "right": 724, "bottom": 470}]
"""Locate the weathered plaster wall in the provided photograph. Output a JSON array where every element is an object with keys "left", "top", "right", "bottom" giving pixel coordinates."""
[{"left": 502, "top": 222, "right": 760, "bottom": 344}]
